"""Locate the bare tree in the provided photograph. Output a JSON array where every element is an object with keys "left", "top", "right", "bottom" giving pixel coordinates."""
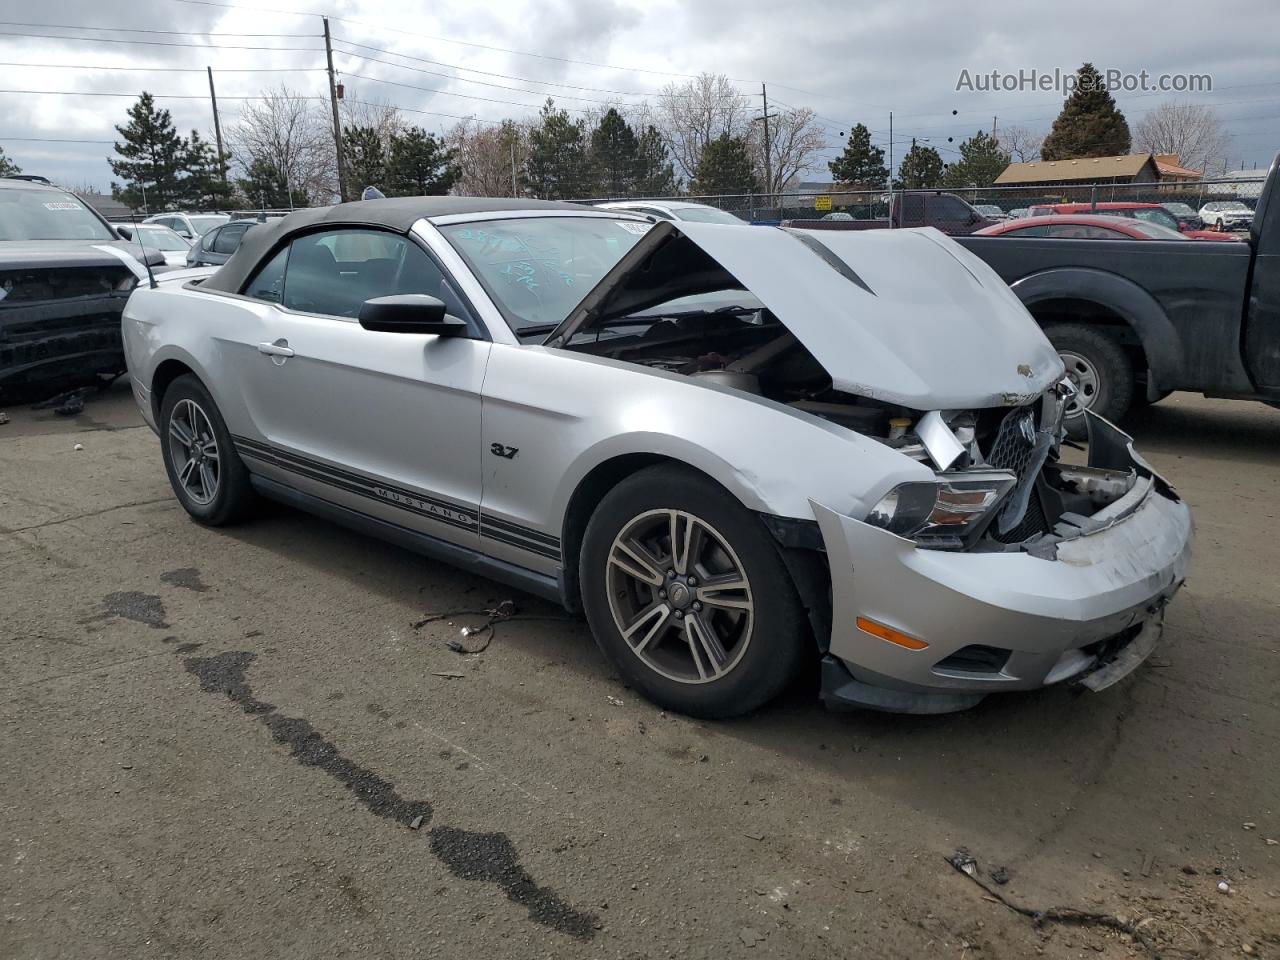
[
  {"left": 746, "top": 106, "right": 828, "bottom": 193},
  {"left": 339, "top": 96, "right": 406, "bottom": 149},
  {"left": 655, "top": 73, "right": 751, "bottom": 180},
  {"left": 998, "top": 124, "right": 1044, "bottom": 163},
  {"left": 226, "top": 85, "right": 336, "bottom": 202},
  {"left": 1134, "top": 101, "right": 1231, "bottom": 175},
  {"left": 447, "top": 119, "right": 529, "bottom": 197}
]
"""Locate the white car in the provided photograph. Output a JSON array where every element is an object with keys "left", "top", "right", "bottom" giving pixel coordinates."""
[
  {"left": 596, "top": 199, "right": 745, "bottom": 224},
  {"left": 120, "top": 197, "right": 1191, "bottom": 718},
  {"left": 1198, "top": 201, "right": 1254, "bottom": 231},
  {"left": 142, "top": 212, "right": 231, "bottom": 241},
  {"left": 113, "top": 223, "right": 193, "bottom": 266}
]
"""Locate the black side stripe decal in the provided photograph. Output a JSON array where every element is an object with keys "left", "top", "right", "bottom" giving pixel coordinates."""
[{"left": 232, "top": 436, "right": 561, "bottom": 560}]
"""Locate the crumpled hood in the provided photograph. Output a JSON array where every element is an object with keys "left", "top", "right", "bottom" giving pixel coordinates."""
[{"left": 553, "top": 221, "right": 1063, "bottom": 410}]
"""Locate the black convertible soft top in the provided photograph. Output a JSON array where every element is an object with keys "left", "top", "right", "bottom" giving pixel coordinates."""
[{"left": 201, "top": 196, "right": 591, "bottom": 294}]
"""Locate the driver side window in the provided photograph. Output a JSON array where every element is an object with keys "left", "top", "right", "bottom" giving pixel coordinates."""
[{"left": 242, "top": 228, "right": 476, "bottom": 326}]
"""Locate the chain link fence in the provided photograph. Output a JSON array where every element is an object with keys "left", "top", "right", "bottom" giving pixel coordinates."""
[{"left": 573, "top": 176, "right": 1267, "bottom": 224}]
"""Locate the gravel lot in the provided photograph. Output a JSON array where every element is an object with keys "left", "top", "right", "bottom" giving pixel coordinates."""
[{"left": 2, "top": 382, "right": 1277, "bottom": 959}]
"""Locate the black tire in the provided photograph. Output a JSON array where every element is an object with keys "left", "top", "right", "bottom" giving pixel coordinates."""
[
  {"left": 579, "top": 464, "right": 808, "bottom": 719},
  {"left": 159, "top": 374, "right": 255, "bottom": 525},
  {"left": 1044, "top": 324, "right": 1135, "bottom": 440}
]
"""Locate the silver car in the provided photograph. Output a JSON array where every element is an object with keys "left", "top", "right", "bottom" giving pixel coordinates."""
[{"left": 121, "top": 198, "right": 1191, "bottom": 718}]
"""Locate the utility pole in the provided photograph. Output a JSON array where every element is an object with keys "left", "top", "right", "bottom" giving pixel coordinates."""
[
  {"left": 887, "top": 111, "right": 893, "bottom": 228},
  {"left": 323, "top": 17, "right": 347, "bottom": 202},
  {"left": 760, "top": 83, "right": 773, "bottom": 199},
  {"left": 510, "top": 139, "right": 518, "bottom": 198},
  {"left": 992, "top": 115, "right": 998, "bottom": 141},
  {"left": 207, "top": 67, "right": 228, "bottom": 186}
]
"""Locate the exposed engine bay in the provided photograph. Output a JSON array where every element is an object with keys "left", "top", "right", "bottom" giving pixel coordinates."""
[{"left": 566, "top": 301, "right": 1159, "bottom": 555}]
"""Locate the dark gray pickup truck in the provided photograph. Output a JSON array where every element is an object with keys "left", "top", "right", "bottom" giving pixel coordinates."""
[
  {"left": 955, "top": 154, "right": 1279, "bottom": 433},
  {"left": 1, "top": 176, "right": 167, "bottom": 401}
]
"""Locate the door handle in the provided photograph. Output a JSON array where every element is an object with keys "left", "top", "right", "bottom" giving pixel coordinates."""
[{"left": 257, "top": 339, "right": 294, "bottom": 358}]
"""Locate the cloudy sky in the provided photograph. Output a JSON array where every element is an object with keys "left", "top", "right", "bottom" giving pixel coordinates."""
[{"left": 2, "top": 0, "right": 1278, "bottom": 192}]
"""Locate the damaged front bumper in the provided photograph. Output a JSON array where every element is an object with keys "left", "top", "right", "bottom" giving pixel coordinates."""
[{"left": 813, "top": 414, "right": 1191, "bottom": 714}]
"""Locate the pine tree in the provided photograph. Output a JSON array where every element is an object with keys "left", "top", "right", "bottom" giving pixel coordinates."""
[
  {"left": 526, "top": 99, "right": 591, "bottom": 200},
  {"left": 109, "top": 92, "right": 188, "bottom": 211},
  {"left": 942, "top": 130, "right": 1010, "bottom": 188},
  {"left": 0, "top": 146, "right": 20, "bottom": 177},
  {"left": 237, "top": 158, "right": 294, "bottom": 210},
  {"left": 181, "top": 130, "right": 234, "bottom": 209},
  {"left": 1040, "top": 63, "right": 1132, "bottom": 160},
  {"left": 590, "top": 108, "right": 639, "bottom": 197},
  {"left": 386, "top": 127, "right": 459, "bottom": 197},
  {"left": 828, "top": 123, "right": 887, "bottom": 186},
  {"left": 343, "top": 125, "right": 388, "bottom": 195},
  {"left": 633, "top": 125, "right": 678, "bottom": 196},
  {"left": 895, "top": 143, "right": 944, "bottom": 188},
  {"left": 690, "top": 134, "right": 758, "bottom": 195}
]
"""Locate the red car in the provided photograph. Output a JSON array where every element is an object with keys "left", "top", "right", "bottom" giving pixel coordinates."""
[
  {"left": 978, "top": 213, "right": 1238, "bottom": 241},
  {"left": 1024, "top": 201, "right": 1238, "bottom": 240}
]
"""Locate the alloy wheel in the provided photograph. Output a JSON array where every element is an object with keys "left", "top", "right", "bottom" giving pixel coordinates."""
[
  {"left": 605, "top": 509, "right": 754, "bottom": 684},
  {"left": 167, "top": 398, "right": 220, "bottom": 505},
  {"left": 1059, "top": 350, "right": 1101, "bottom": 418}
]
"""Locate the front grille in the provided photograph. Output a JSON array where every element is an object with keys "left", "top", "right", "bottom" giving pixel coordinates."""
[
  {"left": 986, "top": 404, "right": 1053, "bottom": 543},
  {"left": 987, "top": 406, "right": 1037, "bottom": 479}
]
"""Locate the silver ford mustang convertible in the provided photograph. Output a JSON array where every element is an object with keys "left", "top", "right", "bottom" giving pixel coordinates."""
[{"left": 122, "top": 197, "right": 1191, "bottom": 717}]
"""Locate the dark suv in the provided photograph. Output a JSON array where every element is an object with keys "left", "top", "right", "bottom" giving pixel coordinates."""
[
  {"left": 0, "top": 176, "right": 167, "bottom": 398},
  {"left": 186, "top": 220, "right": 258, "bottom": 267}
]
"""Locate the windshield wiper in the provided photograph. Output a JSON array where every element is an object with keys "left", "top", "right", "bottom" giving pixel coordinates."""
[{"left": 609, "top": 304, "right": 761, "bottom": 325}]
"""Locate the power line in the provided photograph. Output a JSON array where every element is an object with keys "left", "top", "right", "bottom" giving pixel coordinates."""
[
  {"left": 0, "top": 20, "right": 316, "bottom": 37},
  {"left": 330, "top": 39, "right": 657, "bottom": 100},
  {"left": 160, "top": 0, "right": 749, "bottom": 82},
  {"left": 0, "top": 30, "right": 322, "bottom": 51},
  {"left": 0, "top": 136, "right": 117, "bottom": 143},
  {"left": 0, "top": 88, "right": 327, "bottom": 101},
  {"left": 0, "top": 61, "right": 326, "bottom": 73}
]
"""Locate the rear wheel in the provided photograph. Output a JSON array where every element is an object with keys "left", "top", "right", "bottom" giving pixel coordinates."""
[
  {"left": 159, "top": 374, "right": 255, "bottom": 525},
  {"left": 580, "top": 465, "right": 808, "bottom": 718},
  {"left": 1044, "top": 324, "right": 1135, "bottom": 440}
]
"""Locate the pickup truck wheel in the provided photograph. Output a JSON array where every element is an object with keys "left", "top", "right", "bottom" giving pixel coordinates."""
[
  {"left": 159, "top": 374, "right": 255, "bottom": 526},
  {"left": 1044, "top": 324, "right": 1134, "bottom": 439},
  {"left": 580, "top": 464, "right": 807, "bottom": 719}
]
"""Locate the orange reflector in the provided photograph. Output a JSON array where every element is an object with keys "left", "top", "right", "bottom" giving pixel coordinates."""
[{"left": 856, "top": 616, "right": 929, "bottom": 650}]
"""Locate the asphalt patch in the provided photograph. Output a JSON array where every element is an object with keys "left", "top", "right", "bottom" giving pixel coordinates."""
[
  {"left": 160, "top": 568, "right": 209, "bottom": 593},
  {"left": 180, "top": 650, "right": 596, "bottom": 939},
  {"left": 184, "top": 652, "right": 430, "bottom": 826},
  {"left": 103, "top": 591, "right": 169, "bottom": 629},
  {"left": 430, "top": 827, "right": 597, "bottom": 940}
]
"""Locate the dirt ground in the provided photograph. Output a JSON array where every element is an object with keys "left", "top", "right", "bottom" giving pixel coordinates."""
[{"left": 1, "top": 382, "right": 1277, "bottom": 959}]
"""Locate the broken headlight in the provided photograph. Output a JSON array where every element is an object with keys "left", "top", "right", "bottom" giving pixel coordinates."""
[{"left": 865, "top": 471, "right": 1017, "bottom": 544}]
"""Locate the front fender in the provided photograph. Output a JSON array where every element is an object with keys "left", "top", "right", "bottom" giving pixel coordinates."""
[{"left": 1010, "top": 267, "right": 1181, "bottom": 391}]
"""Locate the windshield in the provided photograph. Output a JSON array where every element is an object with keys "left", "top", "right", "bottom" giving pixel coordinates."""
[
  {"left": 975, "top": 205, "right": 1003, "bottom": 216},
  {"left": 0, "top": 188, "right": 115, "bottom": 241},
  {"left": 1220, "top": 202, "right": 1250, "bottom": 212},
  {"left": 673, "top": 206, "right": 744, "bottom": 224},
  {"left": 1163, "top": 203, "right": 1195, "bottom": 216},
  {"left": 189, "top": 215, "right": 230, "bottom": 234},
  {"left": 1129, "top": 208, "right": 1181, "bottom": 231},
  {"left": 1129, "top": 221, "right": 1189, "bottom": 240},
  {"left": 136, "top": 225, "right": 191, "bottom": 251},
  {"left": 439, "top": 216, "right": 647, "bottom": 332}
]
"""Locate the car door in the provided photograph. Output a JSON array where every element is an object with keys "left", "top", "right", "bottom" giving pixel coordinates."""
[{"left": 232, "top": 227, "right": 491, "bottom": 548}]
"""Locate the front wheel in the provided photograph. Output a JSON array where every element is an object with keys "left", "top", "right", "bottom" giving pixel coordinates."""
[
  {"left": 1044, "top": 324, "right": 1135, "bottom": 440},
  {"left": 580, "top": 465, "right": 808, "bottom": 719}
]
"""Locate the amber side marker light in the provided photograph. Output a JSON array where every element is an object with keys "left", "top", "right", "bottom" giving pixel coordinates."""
[{"left": 856, "top": 616, "right": 929, "bottom": 650}]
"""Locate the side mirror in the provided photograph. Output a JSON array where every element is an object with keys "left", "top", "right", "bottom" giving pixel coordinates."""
[{"left": 358, "top": 295, "right": 469, "bottom": 337}]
